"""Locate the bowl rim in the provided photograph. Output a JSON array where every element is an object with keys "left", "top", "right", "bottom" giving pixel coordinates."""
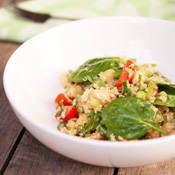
[{"left": 3, "top": 16, "right": 175, "bottom": 148}]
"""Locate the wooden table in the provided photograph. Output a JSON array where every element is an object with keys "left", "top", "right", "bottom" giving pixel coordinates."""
[{"left": 1, "top": 1, "right": 175, "bottom": 175}]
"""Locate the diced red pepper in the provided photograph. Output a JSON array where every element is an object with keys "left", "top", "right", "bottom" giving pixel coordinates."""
[
  {"left": 55, "top": 93, "right": 72, "bottom": 106},
  {"left": 126, "top": 59, "right": 135, "bottom": 83},
  {"left": 125, "top": 59, "right": 134, "bottom": 67},
  {"left": 116, "top": 59, "right": 135, "bottom": 88},
  {"left": 129, "top": 70, "right": 135, "bottom": 83},
  {"left": 68, "top": 96, "right": 75, "bottom": 100},
  {"left": 116, "top": 70, "right": 129, "bottom": 88},
  {"left": 62, "top": 106, "right": 78, "bottom": 121}
]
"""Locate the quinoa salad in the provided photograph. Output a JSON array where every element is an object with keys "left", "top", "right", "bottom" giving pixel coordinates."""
[{"left": 54, "top": 57, "right": 175, "bottom": 141}]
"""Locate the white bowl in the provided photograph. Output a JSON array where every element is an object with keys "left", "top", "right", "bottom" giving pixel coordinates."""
[{"left": 3, "top": 17, "right": 175, "bottom": 167}]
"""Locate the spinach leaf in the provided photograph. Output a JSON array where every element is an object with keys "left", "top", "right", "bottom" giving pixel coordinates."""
[
  {"left": 80, "top": 111, "right": 101, "bottom": 135},
  {"left": 68, "top": 57, "right": 123, "bottom": 83},
  {"left": 113, "top": 67, "right": 121, "bottom": 79},
  {"left": 98, "top": 125, "right": 111, "bottom": 140},
  {"left": 154, "top": 94, "right": 175, "bottom": 107},
  {"left": 158, "top": 83, "right": 175, "bottom": 95},
  {"left": 101, "top": 97, "right": 166, "bottom": 140},
  {"left": 155, "top": 84, "right": 175, "bottom": 107}
]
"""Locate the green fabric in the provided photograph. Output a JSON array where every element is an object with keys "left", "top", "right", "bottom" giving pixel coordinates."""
[
  {"left": 17, "top": 0, "right": 175, "bottom": 19},
  {"left": 0, "top": 8, "right": 67, "bottom": 42},
  {"left": 0, "top": 0, "right": 175, "bottom": 42}
]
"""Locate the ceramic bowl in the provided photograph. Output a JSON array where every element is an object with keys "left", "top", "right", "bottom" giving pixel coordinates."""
[{"left": 3, "top": 17, "right": 175, "bottom": 167}]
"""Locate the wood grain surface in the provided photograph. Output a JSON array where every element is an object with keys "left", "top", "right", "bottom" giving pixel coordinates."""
[
  {"left": 0, "top": 0, "right": 175, "bottom": 174},
  {"left": 118, "top": 159, "right": 175, "bottom": 175},
  {"left": 4, "top": 132, "right": 114, "bottom": 175},
  {"left": 0, "top": 43, "right": 23, "bottom": 174}
]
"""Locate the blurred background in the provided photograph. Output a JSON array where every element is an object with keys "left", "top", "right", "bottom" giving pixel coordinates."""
[{"left": 0, "top": 0, "right": 175, "bottom": 43}]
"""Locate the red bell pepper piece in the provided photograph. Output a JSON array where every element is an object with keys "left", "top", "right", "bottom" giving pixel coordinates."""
[
  {"left": 116, "top": 59, "right": 135, "bottom": 88},
  {"left": 62, "top": 106, "right": 78, "bottom": 121},
  {"left": 55, "top": 93, "right": 72, "bottom": 106},
  {"left": 116, "top": 69, "right": 129, "bottom": 88},
  {"left": 125, "top": 59, "right": 134, "bottom": 67}
]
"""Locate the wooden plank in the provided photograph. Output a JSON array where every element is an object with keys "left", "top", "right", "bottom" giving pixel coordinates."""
[
  {"left": 0, "top": 0, "right": 26, "bottom": 171},
  {"left": 0, "top": 42, "right": 24, "bottom": 173},
  {"left": 0, "top": 0, "right": 173, "bottom": 174},
  {"left": 118, "top": 159, "right": 175, "bottom": 175},
  {"left": 0, "top": 0, "right": 22, "bottom": 5},
  {"left": 0, "top": 0, "right": 13, "bottom": 6},
  {"left": 4, "top": 131, "right": 114, "bottom": 175}
]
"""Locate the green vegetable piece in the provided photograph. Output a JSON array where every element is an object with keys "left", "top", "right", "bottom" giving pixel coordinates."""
[
  {"left": 154, "top": 94, "right": 175, "bottom": 107},
  {"left": 123, "top": 81, "right": 132, "bottom": 96},
  {"left": 155, "top": 84, "right": 175, "bottom": 107},
  {"left": 113, "top": 68, "right": 121, "bottom": 79},
  {"left": 158, "top": 83, "right": 175, "bottom": 95},
  {"left": 92, "top": 78, "right": 105, "bottom": 89},
  {"left": 101, "top": 97, "right": 166, "bottom": 140},
  {"left": 81, "top": 111, "right": 101, "bottom": 135},
  {"left": 98, "top": 125, "right": 111, "bottom": 140},
  {"left": 68, "top": 57, "right": 123, "bottom": 83},
  {"left": 89, "top": 97, "right": 101, "bottom": 108},
  {"left": 138, "top": 74, "right": 142, "bottom": 90},
  {"left": 146, "top": 81, "right": 157, "bottom": 102},
  {"left": 156, "top": 91, "right": 168, "bottom": 103},
  {"left": 136, "top": 91, "right": 146, "bottom": 100}
]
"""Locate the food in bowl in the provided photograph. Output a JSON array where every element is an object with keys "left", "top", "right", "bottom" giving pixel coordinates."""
[{"left": 54, "top": 57, "right": 175, "bottom": 141}]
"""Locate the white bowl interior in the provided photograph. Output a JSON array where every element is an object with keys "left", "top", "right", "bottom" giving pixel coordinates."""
[{"left": 4, "top": 17, "right": 175, "bottom": 167}]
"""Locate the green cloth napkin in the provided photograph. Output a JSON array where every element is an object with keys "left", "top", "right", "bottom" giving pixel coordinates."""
[
  {"left": 0, "top": 0, "right": 175, "bottom": 42},
  {"left": 17, "top": 0, "right": 175, "bottom": 19},
  {"left": 0, "top": 8, "right": 67, "bottom": 42}
]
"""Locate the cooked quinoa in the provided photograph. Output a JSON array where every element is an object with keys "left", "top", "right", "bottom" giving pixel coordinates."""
[{"left": 54, "top": 57, "right": 175, "bottom": 141}]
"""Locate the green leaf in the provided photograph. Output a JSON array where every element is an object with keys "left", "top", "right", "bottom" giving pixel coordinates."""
[
  {"left": 158, "top": 83, "right": 175, "bottom": 95},
  {"left": 155, "top": 83, "right": 175, "bottom": 107},
  {"left": 101, "top": 97, "right": 166, "bottom": 140},
  {"left": 154, "top": 94, "right": 175, "bottom": 107},
  {"left": 68, "top": 57, "right": 123, "bottom": 83},
  {"left": 80, "top": 111, "right": 101, "bottom": 135},
  {"left": 98, "top": 125, "right": 111, "bottom": 140},
  {"left": 123, "top": 81, "right": 132, "bottom": 96},
  {"left": 113, "top": 68, "right": 121, "bottom": 79},
  {"left": 146, "top": 81, "right": 157, "bottom": 100}
]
